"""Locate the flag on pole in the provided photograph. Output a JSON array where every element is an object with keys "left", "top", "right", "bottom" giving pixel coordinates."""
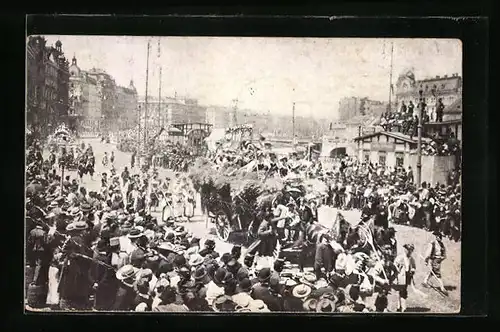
[{"left": 157, "top": 38, "right": 161, "bottom": 58}]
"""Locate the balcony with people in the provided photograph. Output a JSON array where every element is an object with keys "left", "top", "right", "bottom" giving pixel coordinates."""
[{"left": 376, "top": 96, "right": 461, "bottom": 158}]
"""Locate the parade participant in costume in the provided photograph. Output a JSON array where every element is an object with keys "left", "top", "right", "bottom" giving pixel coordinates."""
[
  {"left": 423, "top": 230, "right": 447, "bottom": 294},
  {"left": 394, "top": 244, "right": 416, "bottom": 312},
  {"left": 102, "top": 152, "right": 109, "bottom": 168}
]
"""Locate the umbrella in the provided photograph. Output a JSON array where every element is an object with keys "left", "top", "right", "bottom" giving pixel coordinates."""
[{"left": 286, "top": 187, "right": 302, "bottom": 193}]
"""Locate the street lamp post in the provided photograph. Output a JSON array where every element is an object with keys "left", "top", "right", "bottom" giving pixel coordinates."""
[{"left": 416, "top": 88, "right": 424, "bottom": 186}]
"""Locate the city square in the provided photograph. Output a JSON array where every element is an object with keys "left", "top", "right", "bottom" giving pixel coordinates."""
[{"left": 26, "top": 36, "right": 462, "bottom": 313}]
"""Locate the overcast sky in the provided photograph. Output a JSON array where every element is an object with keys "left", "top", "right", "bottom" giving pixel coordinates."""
[{"left": 38, "top": 36, "right": 461, "bottom": 119}]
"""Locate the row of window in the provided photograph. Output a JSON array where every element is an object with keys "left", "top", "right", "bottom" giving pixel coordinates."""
[{"left": 362, "top": 150, "right": 405, "bottom": 167}]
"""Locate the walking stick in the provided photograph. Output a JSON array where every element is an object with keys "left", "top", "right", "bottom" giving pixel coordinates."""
[
  {"left": 410, "top": 277, "right": 428, "bottom": 298},
  {"left": 418, "top": 253, "right": 448, "bottom": 296}
]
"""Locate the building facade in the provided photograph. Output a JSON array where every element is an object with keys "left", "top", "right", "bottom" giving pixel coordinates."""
[
  {"left": 354, "top": 131, "right": 432, "bottom": 168},
  {"left": 206, "top": 106, "right": 232, "bottom": 129},
  {"left": 338, "top": 96, "right": 387, "bottom": 122},
  {"left": 137, "top": 96, "right": 206, "bottom": 130},
  {"left": 394, "top": 70, "right": 462, "bottom": 121},
  {"left": 86, "top": 68, "right": 117, "bottom": 132},
  {"left": 26, "top": 36, "right": 70, "bottom": 137},
  {"left": 68, "top": 56, "right": 102, "bottom": 133},
  {"left": 115, "top": 81, "right": 138, "bottom": 130}
]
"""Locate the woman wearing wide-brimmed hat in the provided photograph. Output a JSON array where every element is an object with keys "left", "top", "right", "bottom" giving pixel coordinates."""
[
  {"left": 112, "top": 264, "right": 139, "bottom": 311},
  {"left": 58, "top": 221, "right": 94, "bottom": 310}
]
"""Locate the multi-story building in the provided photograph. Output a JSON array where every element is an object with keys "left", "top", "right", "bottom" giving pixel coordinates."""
[
  {"left": 337, "top": 97, "right": 359, "bottom": 121},
  {"left": 115, "top": 81, "right": 138, "bottom": 129},
  {"left": 69, "top": 56, "right": 101, "bottom": 132},
  {"left": 86, "top": 68, "right": 117, "bottom": 132},
  {"left": 137, "top": 96, "right": 206, "bottom": 130},
  {"left": 26, "top": 36, "right": 70, "bottom": 137},
  {"left": 338, "top": 96, "right": 388, "bottom": 122},
  {"left": 394, "top": 70, "right": 462, "bottom": 121},
  {"left": 206, "top": 106, "right": 232, "bottom": 129}
]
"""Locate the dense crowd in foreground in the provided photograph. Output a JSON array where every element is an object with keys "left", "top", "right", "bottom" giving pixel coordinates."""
[{"left": 25, "top": 132, "right": 460, "bottom": 313}]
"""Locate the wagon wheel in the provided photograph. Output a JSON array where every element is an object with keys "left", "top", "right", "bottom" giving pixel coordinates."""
[{"left": 214, "top": 213, "right": 231, "bottom": 242}]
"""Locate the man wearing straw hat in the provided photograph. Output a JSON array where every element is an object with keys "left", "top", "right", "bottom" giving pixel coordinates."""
[
  {"left": 58, "top": 221, "right": 93, "bottom": 310},
  {"left": 112, "top": 264, "right": 139, "bottom": 311}
]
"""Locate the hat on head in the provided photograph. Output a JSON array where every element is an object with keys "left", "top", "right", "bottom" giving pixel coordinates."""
[
  {"left": 257, "top": 268, "right": 272, "bottom": 283},
  {"left": 205, "top": 239, "right": 216, "bottom": 248},
  {"left": 403, "top": 243, "right": 415, "bottom": 252},
  {"left": 212, "top": 295, "right": 236, "bottom": 312},
  {"left": 302, "top": 297, "right": 318, "bottom": 311},
  {"left": 71, "top": 221, "right": 88, "bottom": 231},
  {"left": 96, "top": 239, "right": 109, "bottom": 252},
  {"left": 226, "top": 258, "right": 238, "bottom": 268},
  {"left": 80, "top": 203, "right": 92, "bottom": 212},
  {"left": 130, "top": 249, "right": 146, "bottom": 263},
  {"left": 238, "top": 278, "right": 252, "bottom": 292},
  {"left": 156, "top": 278, "right": 170, "bottom": 290},
  {"left": 109, "top": 237, "right": 120, "bottom": 247},
  {"left": 236, "top": 268, "right": 249, "bottom": 282},
  {"left": 299, "top": 271, "right": 317, "bottom": 286},
  {"left": 432, "top": 230, "right": 442, "bottom": 237},
  {"left": 213, "top": 267, "right": 227, "bottom": 284},
  {"left": 68, "top": 207, "right": 81, "bottom": 216},
  {"left": 292, "top": 284, "right": 312, "bottom": 299},
  {"left": 194, "top": 266, "right": 208, "bottom": 281},
  {"left": 121, "top": 221, "right": 133, "bottom": 230},
  {"left": 165, "top": 233, "right": 175, "bottom": 241},
  {"left": 315, "top": 278, "right": 329, "bottom": 289},
  {"left": 139, "top": 268, "right": 153, "bottom": 279},
  {"left": 248, "top": 299, "right": 270, "bottom": 312},
  {"left": 284, "top": 279, "right": 298, "bottom": 287},
  {"left": 65, "top": 223, "right": 76, "bottom": 232},
  {"left": 127, "top": 228, "right": 144, "bottom": 239},
  {"left": 232, "top": 293, "right": 251, "bottom": 309},
  {"left": 316, "top": 297, "right": 336, "bottom": 313},
  {"left": 116, "top": 264, "right": 138, "bottom": 280},
  {"left": 188, "top": 254, "right": 204, "bottom": 267},
  {"left": 186, "top": 246, "right": 199, "bottom": 256}
]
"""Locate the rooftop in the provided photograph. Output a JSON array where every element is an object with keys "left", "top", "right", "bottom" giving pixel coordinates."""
[{"left": 354, "top": 130, "right": 432, "bottom": 144}]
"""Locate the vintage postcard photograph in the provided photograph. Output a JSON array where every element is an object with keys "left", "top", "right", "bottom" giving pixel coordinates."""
[{"left": 25, "top": 36, "right": 462, "bottom": 313}]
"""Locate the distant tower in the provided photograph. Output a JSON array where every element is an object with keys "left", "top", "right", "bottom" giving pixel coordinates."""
[
  {"left": 55, "top": 40, "right": 62, "bottom": 53},
  {"left": 72, "top": 55, "right": 77, "bottom": 66}
]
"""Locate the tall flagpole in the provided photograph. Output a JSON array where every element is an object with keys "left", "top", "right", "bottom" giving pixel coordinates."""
[
  {"left": 144, "top": 41, "right": 150, "bottom": 156},
  {"left": 388, "top": 42, "right": 394, "bottom": 113},
  {"left": 157, "top": 38, "right": 162, "bottom": 128}
]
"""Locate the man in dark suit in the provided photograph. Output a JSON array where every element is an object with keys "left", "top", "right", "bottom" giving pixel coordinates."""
[
  {"left": 251, "top": 268, "right": 282, "bottom": 311},
  {"left": 314, "top": 234, "right": 335, "bottom": 280},
  {"left": 89, "top": 239, "right": 119, "bottom": 310}
]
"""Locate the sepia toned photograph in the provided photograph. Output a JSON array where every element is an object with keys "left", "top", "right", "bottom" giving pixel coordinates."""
[{"left": 25, "top": 36, "right": 462, "bottom": 313}]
